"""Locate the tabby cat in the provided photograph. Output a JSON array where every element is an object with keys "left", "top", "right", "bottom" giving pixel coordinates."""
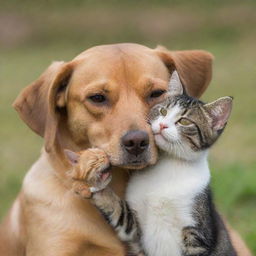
[{"left": 65, "top": 70, "right": 236, "bottom": 256}]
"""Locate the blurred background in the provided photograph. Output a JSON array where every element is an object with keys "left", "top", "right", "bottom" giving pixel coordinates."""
[{"left": 0, "top": 0, "right": 255, "bottom": 253}]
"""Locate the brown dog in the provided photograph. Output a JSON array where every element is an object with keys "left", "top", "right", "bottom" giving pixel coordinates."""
[{"left": 0, "top": 43, "right": 251, "bottom": 256}]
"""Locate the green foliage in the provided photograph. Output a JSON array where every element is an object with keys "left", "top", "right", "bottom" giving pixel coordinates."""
[{"left": 0, "top": 0, "right": 255, "bottom": 253}]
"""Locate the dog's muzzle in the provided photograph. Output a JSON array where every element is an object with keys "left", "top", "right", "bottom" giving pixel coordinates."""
[
  {"left": 119, "top": 130, "right": 151, "bottom": 168},
  {"left": 121, "top": 130, "right": 149, "bottom": 156}
]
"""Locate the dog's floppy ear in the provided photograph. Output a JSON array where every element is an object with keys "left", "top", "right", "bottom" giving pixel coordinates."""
[
  {"left": 13, "top": 61, "right": 73, "bottom": 152},
  {"left": 155, "top": 46, "right": 214, "bottom": 98}
]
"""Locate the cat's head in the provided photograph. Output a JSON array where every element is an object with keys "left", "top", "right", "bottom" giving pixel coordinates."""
[
  {"left": 149, "top": 71, "right": 233, "bottom": 161},
  {"left": 64, "top": 149, "right": 112, "bottom": 196}
]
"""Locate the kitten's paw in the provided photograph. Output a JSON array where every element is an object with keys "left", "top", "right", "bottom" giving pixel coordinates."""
[
  {"left": 72, "top": 180, "right": 92, "bottom": 199},
  {"left": 182, "top": 226, "right": 208, "bottom": 255}
]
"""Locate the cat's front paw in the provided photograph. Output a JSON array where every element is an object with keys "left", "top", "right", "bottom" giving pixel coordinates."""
[
  {"left": 71, "top": 180, "right": 92, "bottom": 198},
  {"left": 65, "top": 148, "right": 112, "bottom": 198},
  {"left": 182, "top": 226, "right": 208, "bottom": 255}
]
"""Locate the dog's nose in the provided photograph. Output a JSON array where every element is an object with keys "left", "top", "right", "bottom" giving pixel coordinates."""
[{"left": 122, "top": 130, "right": 149, "bottom": 156}]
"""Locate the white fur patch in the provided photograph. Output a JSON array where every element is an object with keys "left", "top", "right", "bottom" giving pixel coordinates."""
[
  {"left": 90, "top": 187, "right": 99, "bottom": 193},
  {"left": 126, "top": 154, "right": 210, "bottom": 256}
]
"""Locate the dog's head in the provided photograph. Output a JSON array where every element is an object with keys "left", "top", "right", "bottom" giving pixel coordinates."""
[{"left": 13, "top": 43, "right": 213, "bottom": 169}]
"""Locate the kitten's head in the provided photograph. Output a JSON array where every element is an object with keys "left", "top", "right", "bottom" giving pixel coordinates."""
[{"left": 149, "top": 71, "right": 233, "bottom": 161}]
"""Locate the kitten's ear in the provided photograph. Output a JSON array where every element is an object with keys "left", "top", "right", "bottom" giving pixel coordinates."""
[
  {"left": 168, "top": 70, "right": 183, "bottom": 97},
  {"left": 64, "top": 149, "right": 80, "bottom": 165},
  {"left": 204, "top": 96, "right": 233, "bottom": 131}
]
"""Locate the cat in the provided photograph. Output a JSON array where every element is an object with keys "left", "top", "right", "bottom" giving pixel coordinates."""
[{"left": 65, "top": 70, "right": 236, "bottom": 256}]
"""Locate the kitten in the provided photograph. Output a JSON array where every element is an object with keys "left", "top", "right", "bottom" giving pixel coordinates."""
[{"left": 65, "top": 71, "right": 236, "bottom": 256}]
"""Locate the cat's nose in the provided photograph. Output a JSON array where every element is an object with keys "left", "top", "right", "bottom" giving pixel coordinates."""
[
  {"left": 160, "top": 123, "right": 168, "bottom": 131},
  {"left": 122, "top": 130, "right": 149, "bottom": 156}
]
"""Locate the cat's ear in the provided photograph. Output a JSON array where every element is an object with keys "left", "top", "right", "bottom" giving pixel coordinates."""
[
  {"left": 168, "top": 70, "right": 183, "bottom": 97},
  {"left": 204, "top": 96, "right": 233, "bottom": 131},
  {"left": 64, "top": 149, "right": 80, "bottom": 165}
]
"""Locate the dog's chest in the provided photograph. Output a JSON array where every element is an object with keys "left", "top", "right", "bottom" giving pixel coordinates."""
[{"left": 126, "top": 157, "right": 210, "bottom": 256}]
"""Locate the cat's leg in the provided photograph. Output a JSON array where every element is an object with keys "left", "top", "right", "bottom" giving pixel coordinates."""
[
  {"left": 92, "top": 189, "right": 146, "bottom": 256},
  {"left": 69, "top": 148, "right": 145, "bottom": 256},
  {"left": 182, "top": 226, "right": 210, "bottom": 256}
]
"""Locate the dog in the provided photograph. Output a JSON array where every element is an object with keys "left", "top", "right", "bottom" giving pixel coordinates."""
[{"left": 0, "top": 43, "right": 251, "bottom": 256}]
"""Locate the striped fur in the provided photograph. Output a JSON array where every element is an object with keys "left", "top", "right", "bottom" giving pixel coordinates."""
[{"left": 92, "top": 189, "right": 145, "bottom": 256}]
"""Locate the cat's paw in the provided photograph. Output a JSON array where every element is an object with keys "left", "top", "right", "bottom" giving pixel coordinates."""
[
  {"left": 72, "top": 180, "right": 92, "bottom": 198},
  {"left": 182, "top": 226, "right": 208, "bottom": 255},
  {"left": 65, "top": 148, "right": 112, "bottom": 198}
]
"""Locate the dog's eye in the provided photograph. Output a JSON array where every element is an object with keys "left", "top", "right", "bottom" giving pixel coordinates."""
[
  {"left": 88, "top": 94, "right": 106, "bottom": 103},
  {"left": 150, "top": 90, "right": 166, "bottom": 98}
]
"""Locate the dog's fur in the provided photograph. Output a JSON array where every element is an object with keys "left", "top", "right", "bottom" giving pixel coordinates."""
[{"left": 0, "top": 43, "right": 251, "bottom": 256}]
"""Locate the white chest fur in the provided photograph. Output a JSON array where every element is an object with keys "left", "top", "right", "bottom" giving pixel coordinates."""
[{"left": 126, "top": 154, "right": 210, "bottom": 256}]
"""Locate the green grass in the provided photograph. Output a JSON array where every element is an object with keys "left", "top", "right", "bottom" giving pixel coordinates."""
[
  {"left": 211, "top": 163, "right": 256, "bottom": 253},
  {"left": 0, "top": 1, "right": 255, "bottom": 253}
]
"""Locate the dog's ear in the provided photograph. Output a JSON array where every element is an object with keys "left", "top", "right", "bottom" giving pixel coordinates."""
[
  {"left": 13, "top": 61, "right": 73, "bottom": 152},
  {"left": 155, "top": 47, "right": 214, "bottom": 98}
]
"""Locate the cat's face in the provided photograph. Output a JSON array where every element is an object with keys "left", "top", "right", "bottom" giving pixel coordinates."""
[{"left": 149, "top": 71, "right": 233, "bottom": 161}]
